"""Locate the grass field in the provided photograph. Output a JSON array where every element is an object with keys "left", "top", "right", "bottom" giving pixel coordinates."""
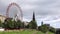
[{"left": 0, "top": 29, "right": 54, "bottom": 34}]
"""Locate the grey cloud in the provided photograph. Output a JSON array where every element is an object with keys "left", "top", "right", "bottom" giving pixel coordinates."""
[{"left": 0, "top": 0, "right": 60, "bottom": 28}]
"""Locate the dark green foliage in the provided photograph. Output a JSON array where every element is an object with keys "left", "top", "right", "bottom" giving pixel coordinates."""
[
  {"left": 28, "top": 20, "right": 37, "bottom": 29},
  {"left": 0, "top": 20, "right": 3, "bottom": 27},
  {"left": 8, "top": 20, "right": 15, "bottom": 29},
  {"left": 38, "top": 26, "right": 41, "bottom": 31},
  {"left": 3, "top": 19, "right": 15, "bottom": 29},
  {"left": 49, "top": 27, "right": 55, "bottom": 33},
  {"left": 21, "top": 22, "right": 24, "bottom": 28},
  {"left": 15, "top": 20, "right": 24, "bottom": 28},
  {"left": 38, "top": 22, "right": 55, "bottom": 33},
  {"left": 38, "top": 24, "right": 49, "bottom": 33},
  {"left": 3, "top": 20, "right": 9, "bottom": 28},
  {"left": 3, "top": 19, "right": 23, "bottom": 29},
  {"left": 28, "top": 12, "right": 37, "bottom": 29},
  {"left": 14, "top": 20, "right": 21, "bottom": 29}
]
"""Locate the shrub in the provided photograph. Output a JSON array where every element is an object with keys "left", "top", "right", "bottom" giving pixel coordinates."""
[
  {"left": 38, "top": 24, "right": 49, "bottom": 33},
  {"left": 49, "top": 27, "right": 55, "bottom": 33}
]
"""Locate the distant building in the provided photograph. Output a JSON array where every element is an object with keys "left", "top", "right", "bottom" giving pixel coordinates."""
[
  {"left": 23, "top": 21, "right": 29, "bottom": 26},
  {"left": 0, "top": 15, "right": 6, "bottom": 22},
  {"left": 41, "top": 21, "right": 43, "bottom": 26}
]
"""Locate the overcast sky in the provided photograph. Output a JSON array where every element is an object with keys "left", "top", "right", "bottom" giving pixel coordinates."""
[{"left": 0, "top": 0, "right": 60, "bottom": 28}]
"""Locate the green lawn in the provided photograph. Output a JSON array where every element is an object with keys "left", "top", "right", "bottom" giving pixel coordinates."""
[
  {"left": 0, "top": 29, "right": 54, "bottom": 34},
  {"left": 36, "top": 31, "right": 54, "bottom": 34}
]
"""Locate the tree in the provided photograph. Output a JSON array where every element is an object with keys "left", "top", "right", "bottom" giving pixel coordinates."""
[
  {"left": 21, "top": 22, "right": 24, "bottom": 28},
  {"left": 49, "top": 27, "right": 55, "bottom": 33},
  {"left": 14, "top": 20, "right": 24, "bottom": 29},
  {"left": 28, "top": 12, "right": 37, "bottom": 29},
  {"left": 3, "top": 18, "right": 15, "bottom": 29},
  {"left": 0, "top": 20, "right": 2, "bottom": 27},
  {"left": 38, "top": 24, "right": 49, "bottom": 33},
  {"left": 29, "top": 20, "right": 37, "bottom": 29},
  {"left": 38, "top": 26, "right": 41, "bottom": 31},
  {"left": 14, "top": 20, "right": 22, "bottom": 29},
  {"left": 3, "top": 18, "right": 24, "bottom": 29},
  {"left": 3, "top": 19, "right": 9, "bottom": 28},
  {"left": 8, "top": 20, "right": 15, "bottom": 29}
]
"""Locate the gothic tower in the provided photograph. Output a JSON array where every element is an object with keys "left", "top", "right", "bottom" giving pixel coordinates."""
[{"left": 32, "top": 12, "right": 35, "bottom": 21}]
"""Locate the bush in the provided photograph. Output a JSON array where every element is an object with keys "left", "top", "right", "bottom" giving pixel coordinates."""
[
  {"left": 38, "top": 24, "right": 49, "bottom": 33},
  {"left": 38, "top": 25, "right": 55, "bottom": 33},
  {"left": 38, "top": 26, "right": 41, "bottom": 31},
  {"left": 49, "top": 27, "right": 55, "bottom": 33}
]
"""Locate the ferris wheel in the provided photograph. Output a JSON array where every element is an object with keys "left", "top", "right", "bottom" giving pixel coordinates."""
[{"left": 6, "top": 2, "right": 23, "bottom": 21}]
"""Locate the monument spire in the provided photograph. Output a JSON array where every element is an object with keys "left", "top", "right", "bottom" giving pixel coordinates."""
[{"left": 32, "top": 11, "right": 35, "bottom": 21}]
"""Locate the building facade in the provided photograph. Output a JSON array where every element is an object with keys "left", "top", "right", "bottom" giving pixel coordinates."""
[{"left": 0, "top": 15, "right": 6, "bottom": 22}]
